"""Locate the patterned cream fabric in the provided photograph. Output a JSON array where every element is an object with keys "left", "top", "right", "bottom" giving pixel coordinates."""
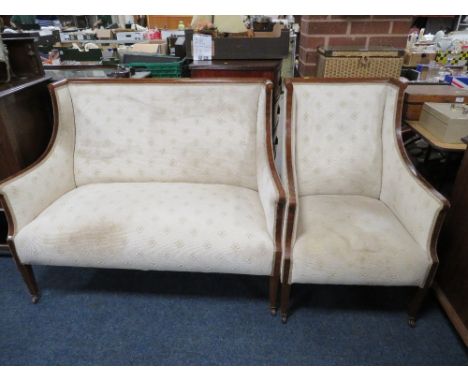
[
  {"left": 14, "top": 182, "right": 274, "bottom": 275},
  {"left": 287, "top": 82, "right": 444, "bottom": 287},
  {"left": 68, "top": 82, "right": 263, "bottom": 189},
  {"left": 2, "top": 81, "right": 281, "bottom": 276},
  {"left": 290, "top": 195, "right": 431, "bottom": 286},
  {"left": 380, "top": 86, "right": 444, "bottom": 252},
  {"left": 293, "top": 83, "right": 388, "bottom": 198},
  {"left": 0, "top": 86, "right": 76, "bottom": 232}
]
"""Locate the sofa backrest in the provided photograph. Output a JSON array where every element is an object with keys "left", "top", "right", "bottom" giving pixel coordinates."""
[
  {"left": 62, "top": 80, "right": 267, "bottom": 190},
  {"left": 291, "top": 82, "right": 390, "bottom": 198}
]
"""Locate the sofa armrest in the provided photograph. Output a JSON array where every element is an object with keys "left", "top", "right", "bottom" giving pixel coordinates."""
[
  {"left": 380, "top": 83, "right": 449, "bottom": 272},
  {"left": 257, "top": 83, "right": 286, "bottom": 252},
  {"left": 279, "top": 80, "right": 299, "bottom": 284},
  {"left": 0, "top": 81, "right": 76, "bottom": 235}
]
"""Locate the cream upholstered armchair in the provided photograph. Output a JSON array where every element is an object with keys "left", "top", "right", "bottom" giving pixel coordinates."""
[
  {"left": 0, "top": 79, "right": 285, "bottom": 311},
  {"left": 280, "top": 79, "right": 449, "bottom": 325}
]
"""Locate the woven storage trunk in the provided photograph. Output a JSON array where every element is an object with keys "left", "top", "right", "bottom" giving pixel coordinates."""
[{"left": 317, "top": 47, "right": 404, "bottom": 79}]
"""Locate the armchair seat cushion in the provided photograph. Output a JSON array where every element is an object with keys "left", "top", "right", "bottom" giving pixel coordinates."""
[
  {"left": 14, "top": 182, "right": 274, "bottom": 276},
  {"left": 291, "top": 195, "right": 431, "bottom": 286}
]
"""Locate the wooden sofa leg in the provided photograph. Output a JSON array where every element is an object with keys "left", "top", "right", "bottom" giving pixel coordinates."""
[
  {"left": 9, "top": 239, "right": 40, "bottom": 303},
  {"left": 407, "top": 287, "right": 429, "bottom": 328},
  {"left": 269, "top": 275, "right": 280, "bottom": 316},
  {"left": 11, "top": 255, "right": 40, "bottom": 303},
  {"left": 280, "top": 283, "right": 291, "bottom": 324}
]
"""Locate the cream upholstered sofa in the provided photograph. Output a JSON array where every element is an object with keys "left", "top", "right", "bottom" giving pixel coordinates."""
[
  {"left": 280, "top": 79, "right": 449, "bottom": 326},
  {"left": 0, "top": 78, "right": 285, "bottom": 310}
]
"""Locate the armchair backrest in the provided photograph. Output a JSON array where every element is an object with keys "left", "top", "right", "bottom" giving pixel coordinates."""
[
  {"left": 289, "top": 81, "right": 396, "bottom": 198},
  {"left": 53, "top": 79, "right": 268, "bottom": 190}
]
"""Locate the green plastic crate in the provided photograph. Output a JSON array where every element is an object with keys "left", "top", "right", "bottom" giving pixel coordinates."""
[{"left": 125, "top": 59, "right": 186, "bottom": 78}]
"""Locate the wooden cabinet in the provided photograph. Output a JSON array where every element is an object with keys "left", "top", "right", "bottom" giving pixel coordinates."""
[
  {"left": 0, "top": 77, "right": 53, "bottom": 180},
  {"left": 146, "top": 15, "right": 192, "bottom": 30},
  {"left": 404, "top": 85, "right": 468, "bottom": 121},
  {"left": 190, "top": 60, "right": 282, "bottom": 141},
  {"left": 435, "top": 137, "right": 468, "bottom": 347},
  {"left": 0, "top": 77, "right": 53, "bottom": 253},
  {"left": 0, "top": 36, "right": 53, "bottom": 253}
]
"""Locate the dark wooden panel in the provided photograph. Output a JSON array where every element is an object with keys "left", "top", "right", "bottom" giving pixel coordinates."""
[
  {"left": 404, "top": 84, "right": 468, "bottom": 121},
  {"left": 0, "top": 75, "right": 53, "bottom": 250},
  {"left": 0, "top": 77, "right": 53, "bottom": 180},
  {"left": 436, "top": 138, "right": 468, "bottom": 347}
]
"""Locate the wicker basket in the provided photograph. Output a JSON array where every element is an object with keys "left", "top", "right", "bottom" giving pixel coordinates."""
[{"left": 316, "top": 47, "right": 404, "bottom": 79}]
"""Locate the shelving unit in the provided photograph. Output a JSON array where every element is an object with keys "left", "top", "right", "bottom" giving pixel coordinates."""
[{"left": 455, "top": 15, "right": 468, "bottom": 30}]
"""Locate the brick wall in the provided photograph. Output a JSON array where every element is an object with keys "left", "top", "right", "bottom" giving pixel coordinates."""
[{"left": 298, "top": 15, "right": 414, "bottom": 76}]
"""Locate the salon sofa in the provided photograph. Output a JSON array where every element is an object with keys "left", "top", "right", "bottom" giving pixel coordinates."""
[
  {"left": 280, "top": 79, "right": 449, "bottom": 326},
  {"left": 0, "top": 78, "right": 285, "bottom": 310}
]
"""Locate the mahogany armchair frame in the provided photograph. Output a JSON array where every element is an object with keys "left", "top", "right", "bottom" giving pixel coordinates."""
[{"left": 280, "top": 78, "right": 449, "bottom": 326}]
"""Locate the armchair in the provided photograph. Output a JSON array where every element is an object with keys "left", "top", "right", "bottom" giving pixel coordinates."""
[
  {"left": 0, "top": 78, "right": 285, "bottom": 311},
  {"left": 280, "top": 78, "right": 449, "bottom": 325}
]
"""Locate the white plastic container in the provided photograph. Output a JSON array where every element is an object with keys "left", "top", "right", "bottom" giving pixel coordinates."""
[{"left": 420, "top": 102, "right": 468, "bottom": 143}]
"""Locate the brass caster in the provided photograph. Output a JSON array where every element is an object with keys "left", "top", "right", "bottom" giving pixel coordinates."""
[
  {"left": 270, "top": 307, "right": 277, "bottom": 316},
  {"left": 408, "top": 317, "right": 416, "bottom": 328},
  {"left": 31, "top": 295, "right": 40, "bottom": 304},
  {"left": 281, "top": 314, "right": 288, "bottom": 324}
]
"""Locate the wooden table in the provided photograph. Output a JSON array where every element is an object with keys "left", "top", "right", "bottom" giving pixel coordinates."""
[
  {"left": 404, "top": 85, "right": 468, "bottom": 121},
  {"left": 405, "top": 120, "right": 467, "bottom": 152},
  {"left": 435, "top": 136, "right": 468, "bottom": 347}
]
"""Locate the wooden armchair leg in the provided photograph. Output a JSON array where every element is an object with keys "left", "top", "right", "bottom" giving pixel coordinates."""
[
  {"left": 269, "top": 275, "right": 280, "bottom": 316},
  {"left": 407, "top": 287, "right": 429, "bottom": 328},
  {"left": 9, "top": 240, "right": 40, "bottom": 303},
  {"left": 280, "top": 283, "right": 291, "bottom": 324},
  {"left": 12, "top": 256, "right": 40, "bottom": 303}
]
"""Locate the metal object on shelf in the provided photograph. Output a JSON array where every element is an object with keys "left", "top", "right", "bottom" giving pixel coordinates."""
[{"left": 0, "top": 35, "right": 11, "bottom": 83}]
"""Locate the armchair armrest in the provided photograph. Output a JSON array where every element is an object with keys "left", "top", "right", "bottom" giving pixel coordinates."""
[
  {"left": 0, "top": 81, "right": 76, "bottom": 236},
  {"left": 280, "top": 80, "right": 298, "bottom": 283},
  {"left": 380, "top": 83, "right": 449, "bottom": 275},
  {"left": 256, "top": 83, "right": 286, "bottom": 253}
]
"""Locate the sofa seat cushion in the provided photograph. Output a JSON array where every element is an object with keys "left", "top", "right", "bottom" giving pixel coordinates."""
[
  {"left": 290, "top": 195, "right": 431, "bottom": 286},
  {"left": 14, "top": 183, "right": 274, "bottom": 276}
]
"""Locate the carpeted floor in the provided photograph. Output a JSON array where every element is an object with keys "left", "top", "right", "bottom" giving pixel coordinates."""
[{"left": 0, "top": 256, "right": 467, "bottom": 365}]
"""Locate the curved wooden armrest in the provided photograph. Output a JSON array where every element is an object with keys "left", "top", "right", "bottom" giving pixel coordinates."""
[
  {"left": 0, "top": 79, "right": 75, "bottom": 235},
  {"left": 282, "top": 79, "right": 298, "bottom": 261},
  {"left": 393, "top": 81, "right": 450, "bottom": 266},
  {"left": 261, "top": 81, "right": 287, "bottom": 248}
]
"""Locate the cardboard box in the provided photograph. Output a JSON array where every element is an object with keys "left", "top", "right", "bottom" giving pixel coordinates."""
[
  {"left": 185, "top": 28, "right": 290, "bottom": 59},
  {"left": 253, "top": 24, "right": 283, "bottom": 38},
  {"left": 128, "top": 41, "right": 167, "bottom": 55},
  {"left": 404, "top": 52, "right": 436, "bottom": 66},
  {"left": 95, "top": 29, "right": 113, "bottom": 39},
  {"left": 420, "top": 102, "right": 468, "bottom": 143}
]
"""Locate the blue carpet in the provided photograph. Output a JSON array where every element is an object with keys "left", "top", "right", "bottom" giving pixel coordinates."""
[{"left": 0, "top": 256, "right": 467, "bottom": 365}]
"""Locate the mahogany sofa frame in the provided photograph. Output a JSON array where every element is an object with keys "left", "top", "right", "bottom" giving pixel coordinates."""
[
  {"left": 0, "top": 78, "right": 286, "bottom": 312},
  {"left": 280, "top": 78, "right": 450, "bottom": 326}
]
